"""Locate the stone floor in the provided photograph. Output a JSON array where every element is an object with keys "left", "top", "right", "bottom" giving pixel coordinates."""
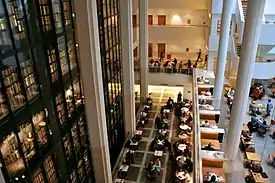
[
  {"left": 220, "top": 94, "right": 275, "bottom": 183},
  {"left": 116, "top": 89, "right": 275, "bottom": 183},
  {"left": 115, "top": 88, "right": 180, "bottom": 183}
]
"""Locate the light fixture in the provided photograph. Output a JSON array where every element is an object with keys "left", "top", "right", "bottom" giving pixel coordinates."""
[
  {"left": 76, "top": 43, "right": 79, "bottom": 47},
  {"left": 15, "top": 177, "right": 19, "bottom": 180},
  {"left": 22, "top": 175, "right": 25, "bottom": 179},
  {"left": 72, "top": 13, "right": 75, "bottom": 17},
  {"left": 171, "top": 15, "right": 182, "bottom": 25}
]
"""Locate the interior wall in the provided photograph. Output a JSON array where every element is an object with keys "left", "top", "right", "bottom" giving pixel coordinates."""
[
  {"left": 149, "top": 27, "right": 207, "bottom": 57},
  {"left": 148, "top": 9, "right": 208, "bottom": 26},
  {"left": 148, "top": 0, "right": 208, "bottom": 10}
]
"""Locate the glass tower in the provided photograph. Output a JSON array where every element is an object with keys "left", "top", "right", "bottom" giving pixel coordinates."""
[
  {"left": 96, "top": 0, "right": 125, "bottom": 168},
  {"left": 0, "top": 0, "right": 94, "bottom": 182}
]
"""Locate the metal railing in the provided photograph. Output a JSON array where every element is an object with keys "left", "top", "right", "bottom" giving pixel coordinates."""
[{"left": 148, "top": 66, "right": 193, "bottom": 75}]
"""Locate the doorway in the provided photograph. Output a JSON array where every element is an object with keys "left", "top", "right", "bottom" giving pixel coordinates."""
[{"left": 157, "top": 43, "right": 165, "bottom": 58}]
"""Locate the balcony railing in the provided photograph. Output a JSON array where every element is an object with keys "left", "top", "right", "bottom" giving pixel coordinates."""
[{"left": 148, "top": 66, "right": 193, "bottom": 75}]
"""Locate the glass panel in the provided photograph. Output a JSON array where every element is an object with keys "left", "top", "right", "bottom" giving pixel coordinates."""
[
  {"left": 47, "top": 48, "right": 59, "bottom": 83},
  {"left": 38, "top": 0, "right": 52, "bottom": 32},
  {"left": 44, "top": 156, "right": 57, "bottom": 183},
  {"left": 77, "top": 160, "right": 84, "bottom": 180},
  {"left": 72, "top": 78, "right": 82, "bottom": 107},
  {"left": 18, "top": 122, "right": 36, "bottom": 162},
  {"left": 0, "top": 86, "right": 9, "bottom": 119},
  {"left": 32, "top": 110, "right": 49, "bottom": 146},
  {"left": 71, "top": 123, "right": 80, "bottom": 151},
  {"left": 0, "top": 133, "right": 25, "bottom": 178},
  {"left": 5, "top": 0, "right": 27, "bottom": 43},
  {"left": 83, "top": 150, "right": 90, "bottom": 171},
  {"left": 32, "top": 168, "right": 45, "bottom": 183},
  {"left": 0, "top": 5, "right": 12, "bottom": 50},
  {"left": 50, "top": 0, "right": 62, "bottom": 33},
  {"left": 55, "top": 94, "right": 66, "bottom": 125},
  {"left": 57, "top": 36, "right": 69, "bottom": 76},
  {"left": 78, "top": 116, "right": 88, "bottom": 147},
  {"left": 67, "top": 39, "right": 77, "bottom": 71},
  {"left": 1, "top": 56, "right": 26, "bottom": 110},
  {"left": 62, "top": 133, "right": 72, "bottom": 158},
  {"left": 18, "top": 52, "right": 39, "bottom": 100},
  {"left": 62, "top": 0, "right": 71, "bottom": 26},
  {"left": 64, "top": 85, "right": 75, "bottom": 117},
  {"left": 70, "top": 170, "right": 77, "bottom": 183}
]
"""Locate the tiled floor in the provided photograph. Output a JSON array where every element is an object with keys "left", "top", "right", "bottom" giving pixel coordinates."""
[{"left": 115, "top": 87, "right": 180, "bottom": 183}]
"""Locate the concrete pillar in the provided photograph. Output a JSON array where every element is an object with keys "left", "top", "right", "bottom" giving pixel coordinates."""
[
  {"left": 214, "top": 0, "right": 235, "bottom": 109},
  {"left": 139, "top": 0, "right": 148, "bottom": 102},
  {"left": 225, "top": 0, "right": 266, "bottom": 160},
  {"left": 120, "top": 0, "right": 136, "bottom": 137},
  {"left": 0, "top": 170, "right": 5, "bottom": 183},
  {"left": 74, "top": 0, "right": 112, "bottom": 182}
]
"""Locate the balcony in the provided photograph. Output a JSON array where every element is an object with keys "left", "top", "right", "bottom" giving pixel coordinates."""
[
  {"left": 235, "top": 0, "right": 275, "bottom": 45},
  {"left": 230, "top": 36, "right": 275, "bottom": 80}
]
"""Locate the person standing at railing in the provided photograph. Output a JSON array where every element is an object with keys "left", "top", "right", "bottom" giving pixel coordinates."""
[
  {"left": 196, "top": 49, "right": 203, "bottom": 62},
  {"left": 202, "top": 54, "right": 208, "bottom": 68}
]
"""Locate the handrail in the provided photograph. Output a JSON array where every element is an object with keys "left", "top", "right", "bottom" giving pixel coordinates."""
[
  {"left": 237, "top": 0, "right": 245, "bottom": 22},
  {"left": 192, "top": 69, "right": 203, "bottom": 183},
  {"left": 231, "top": 36, "right": 239, "bottom": 59}
]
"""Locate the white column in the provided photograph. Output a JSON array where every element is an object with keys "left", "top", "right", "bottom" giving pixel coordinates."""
[
  {"left": 225, "top": 0, "right": 266, "bottom": 160},
  {"left": 213, "top": 0, "right": 235, "bottom": 109},
  {"left": 139, "top": 0, "right": 148, "bottom": 102},
  {"left": 207, "top": 51, "right": 215, "bottom": 71},
  {"left": 0, "top": 170, "right": 5, "bottom": 183},
  {"left": 74, "top": 0, "right": 112, "bottom": 182},
  {"left": 120, "top": 0, "right": 136, "bottom": 137}
]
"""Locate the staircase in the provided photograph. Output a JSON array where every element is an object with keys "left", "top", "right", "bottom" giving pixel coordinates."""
[
  {"left": 236, "top": 44, "right": 242, "bottom": 57},
  {"left": 242, "top": 0, "right": 248, "bottom": 20}
]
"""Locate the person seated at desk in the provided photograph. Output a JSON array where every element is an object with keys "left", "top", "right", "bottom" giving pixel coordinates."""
[
  {"left": 140, "top": 115, "right": 148, "bottom": 124},
  {"left": 201, "top": 120, "right": 211, "bottom": 127},
  {"left": 125, "top": 150, "right": 135, "bottom": 164},
  {"left": 185, "top": 115, "right": 193, "bottom": 124},
  {"left": 183, "top": 148, "right": 191, "bottom": 158},
  {"left": 155, "top": 115, "right": 161, "bottom": 125},
  {"left": 154, "top": 158, "right": 161, "bottom": 170},
  {"left": 160, "top": 105, "right": 165, "bottom": 115},
  {"left": 166, "top": 97, "right": 174, "bottom": 110},
  {"left": 149, "top": 59, "right": 154, "bottom": 65},
  {"left": 250, "top": 86, "right": 264, "bottom": 100},
  {"left": 202, "top": 143, "right": 215, "bottom": 151},
  {"left": 204, "top": 90, "right": 212, "bottom": 96},
  {"left": 175, "top": 170, "right": 191, "bottom": 182},
  {"left": 145, "top": 161, "right": 156, "bottom": 179},
  {"left": 251, "top": 117, "right": 269, "bottom": 129},
  {"left": 159, "top": 129, "right": 167, "bottom": 137},
  {"left": 200, "top": 99, "right": 208, "bottom": 105},
  {"left": 209, "top": 175, "right": 218, "bottom": 183},
  {"left": 241, "top": 132, "right": 252, "bottom": 141},
  {"left": 249, "top": 100, "right": 260, "bottom": 117},
  {"left": 145, "top": 96, "right": 153, "bottom": 108},
  {"left": 250, "top": 161, "right": 263, "bottom": 173},
  {"left": 183, "top": 157, "right": 193, "bottom": 173}
]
